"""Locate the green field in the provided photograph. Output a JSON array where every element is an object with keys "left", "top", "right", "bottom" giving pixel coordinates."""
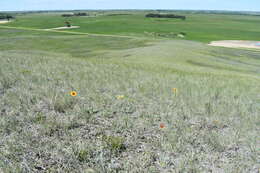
[
  {"left": 2, "top": 11, "right": 260, "bottom": 42},
  {"left": 0, "top": 11, "right": 259, "bottom": 172}
]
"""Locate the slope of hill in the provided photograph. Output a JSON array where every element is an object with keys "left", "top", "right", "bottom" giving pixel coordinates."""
[{"left": 0, "top": 12, "right": 259, "bottom": 172}]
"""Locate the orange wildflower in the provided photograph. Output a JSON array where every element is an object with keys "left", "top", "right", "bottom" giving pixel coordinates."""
[{"left": 160, "top": 123, "right": 166, "bottom": 129}]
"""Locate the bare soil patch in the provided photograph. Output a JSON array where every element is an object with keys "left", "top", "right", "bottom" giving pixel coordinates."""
[
  {"left": 209, "top": 40, "right": 260, "bottom": 49},
  {"left": 0, "top": 20, "right": 10, "bottom": 24},
  {"left": 45, "top": 26, "right": 80, "bottom": 30}
]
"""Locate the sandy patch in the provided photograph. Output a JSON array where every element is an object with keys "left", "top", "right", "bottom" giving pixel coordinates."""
[
  {"left": 45, "top": 26, "right": 80, "bottom": 30},
  {"left": 0, "top": 20, "right": 10, "bottom": 24},
  {"left": 209, "top": 40, "right": 260, "bottom": 49}
]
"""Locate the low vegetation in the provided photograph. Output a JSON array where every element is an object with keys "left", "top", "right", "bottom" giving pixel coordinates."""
[
  {"left": 144, "top": 31, "right": 186, "bottom": 38},
  {"left": 145, "top": 13, "right": 186, "bottom": 20},
  {"left": 0, "top": 13, "right": 14, "bottom": 20},
  {"left": 62, "top": 12, "right": 89, "bottom": 17}
]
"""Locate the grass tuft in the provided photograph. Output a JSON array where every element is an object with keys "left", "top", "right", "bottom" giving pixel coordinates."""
[{"left": 103, "top": 136, "right": 126, "bottom": 154}]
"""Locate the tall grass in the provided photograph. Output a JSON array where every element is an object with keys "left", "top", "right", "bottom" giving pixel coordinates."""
[{"left": 0, "top": 39, "right": 259, "bottom": 172}]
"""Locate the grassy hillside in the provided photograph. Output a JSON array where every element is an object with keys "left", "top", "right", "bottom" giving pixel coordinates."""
[
  {"left": 0, "top": 11, "right": 259, "bottom": 172},
  {"left": 2, "top": 11, "right": 260, "bottom": 42}
]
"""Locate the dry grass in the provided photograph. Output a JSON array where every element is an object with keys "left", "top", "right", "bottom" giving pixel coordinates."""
[{"left": 0, "top": 43, "right": 259, "bottom": 172}]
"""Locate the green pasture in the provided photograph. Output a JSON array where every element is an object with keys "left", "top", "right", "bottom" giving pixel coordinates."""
[{"left": 3, "top": 11, "right": 260, "bottom": 42}]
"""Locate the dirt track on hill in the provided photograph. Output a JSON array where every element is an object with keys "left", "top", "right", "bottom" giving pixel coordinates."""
[
  {"left": 44, "top": 26, "right": 80, "bottom": 30},
  {"left": 0, "top": 25, "right": 140, "bottom": 39}
]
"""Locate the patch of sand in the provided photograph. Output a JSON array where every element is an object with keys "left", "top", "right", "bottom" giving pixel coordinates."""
[
  {"left": 0, "top": 20, "right": 10, "bottom": 24},
  {"left": 45, "top": 26, "right": 80, "bottom": 30},
  {"left": 209, "top": 40, "right": 260, "bottom": 49}
]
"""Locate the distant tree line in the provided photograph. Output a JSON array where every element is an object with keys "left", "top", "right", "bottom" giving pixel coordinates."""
[
  {"left": 74, "top": 12, "right": 88, "bottom": 16},
  {"left": 62, "top": 12, "right": 89, "bottom": 17},
  {"left": 0, "top": 14, "right": 14, "bottom": 20},
  {"left": 183, "top": 10, "right": 260, "bottom": 16},
  {"left": 145, "top": 13, "right": 186, "bottom": 20}
]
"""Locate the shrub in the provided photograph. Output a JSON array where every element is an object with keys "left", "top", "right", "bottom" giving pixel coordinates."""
[
  {"left": 0, "top": 14, "right": 14, "bottom": 20},
  {"left": 146, "top": 13, "right": 186, "bottom": 20},
  {"left": 61, "top": 14, "right": 74, "bottom": 17},
  {"left": 103, "top": 136, "right": 126, "bottom": 153},
  {"left": 180, "top": 32, "right": 187, "bottom": 36},
  {"left": 53, "top": 98, "right": 76, "bottom": 113},
  {"left": 62, "top": 13, "right": 89, "bottom": 17},
  {"left": 74, "top": 12, "right": 88, "bottom": 16},
  {"left": 77, "top": 149, "right": 90, "bottom": 162}
]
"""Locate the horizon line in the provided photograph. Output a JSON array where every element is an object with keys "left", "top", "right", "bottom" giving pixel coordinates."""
[{"left": 1, "top": 9, "right": 260, "bottom": 13}]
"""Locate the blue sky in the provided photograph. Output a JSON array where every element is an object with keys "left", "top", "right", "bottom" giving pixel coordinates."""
[{"left": 1, "top": 0, "right": 260, "bottom": 12}]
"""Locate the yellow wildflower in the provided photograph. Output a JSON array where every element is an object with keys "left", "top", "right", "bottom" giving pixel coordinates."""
[
  {"left": 116, "top": 95, "right": 125, "bottom": 99},
  {"left": 70, "top": 91, "right": 77, "bottom": 97}
]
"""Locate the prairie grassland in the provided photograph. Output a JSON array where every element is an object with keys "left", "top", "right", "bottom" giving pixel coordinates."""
[{"left": 0, "top": 14, "right": 260, "bottom": 172}]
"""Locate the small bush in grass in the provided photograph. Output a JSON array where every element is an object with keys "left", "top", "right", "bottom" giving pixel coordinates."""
[
  {"left": 43, "top": 121, "right": 64, "bottom": 137},
  {"left": 66, "top": 121, "right": 83, "bottom": 130},
  {"left": 206, "top": 132, "right": 225, "bottom": 152},
  {"left": 74, "top": 146, "right": 94, "bottom": 162},
  {"left": 53, "top": 98, "right": 77, "bottom": 113},
  {"left": 77, "top": 149, "right": 90, "bottom": 162},
  {"left": 180, "top": 32, "right": 187, "bottom": 36},
  {"left": 34, "top": 112, "right": 46, "bottom": 123},
  {"left": 0, "top": 77, "right": 16, "bottom": 91},
  {"left": 103, "top": 136, "right": 126, "bottom": 153},
  {"left": 0, "top": 69, "right": 18, "bottom": 91},
  {"left": 79, "top": 108, "right": 99, "bottom": 123}
]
